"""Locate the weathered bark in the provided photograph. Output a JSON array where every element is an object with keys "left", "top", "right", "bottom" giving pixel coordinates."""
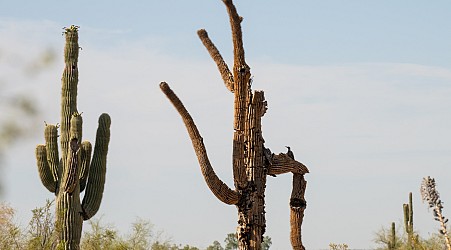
[
  {"left": 197, "top": 29, "right": 234, "bottom": 92},
  {"left": 160, "top": 82, "right": 240, "bottom": 205},
  {"left": 268, "top": 154, "right": 309, "bottom": 176},
  {"left": 238, "top": 91, "right": 267, "bottom": 249},
  {"left": 290, "top": 174, "right": 307, "bottom": 250},
  {"left": 160, "top": 1, "right": 308, "bottom": 249}
]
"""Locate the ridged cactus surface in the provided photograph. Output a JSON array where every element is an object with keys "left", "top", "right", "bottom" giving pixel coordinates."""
[{"left": 35, "top": 25, "right": 111, "bottom": 250}]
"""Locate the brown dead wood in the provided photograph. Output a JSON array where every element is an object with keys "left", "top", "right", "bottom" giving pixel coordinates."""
[{"left": 160, "top": 1, "right": 309, "bottom": 249}]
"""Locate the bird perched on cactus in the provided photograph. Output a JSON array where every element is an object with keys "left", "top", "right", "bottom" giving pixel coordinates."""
[
  {"left": 160, "top": 1, "right": 309, "bottom": 248},
  {"left": 286, "top": 146, "right": 295, "bottom": 160}
]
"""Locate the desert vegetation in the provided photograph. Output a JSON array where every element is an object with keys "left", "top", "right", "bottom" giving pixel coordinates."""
[
  {"left": 371, "top": 177, "right": 451, "bottom": 250},
  {"left": 0, "top": 200, "right": 271, "bottom": 250},
  {"left": 0, "top": 0, "right": 449, "bottom": 249},
  {"left": 2, "top": 191, "right": 451, "bottom": 250}
]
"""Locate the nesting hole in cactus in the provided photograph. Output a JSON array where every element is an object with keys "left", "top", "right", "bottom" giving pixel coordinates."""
[
  {"left": 70, "top": 138, "right": 79, "bottom": 151},
  {"left": 290, "top": 198, "right": 306, "bottom": 209}
]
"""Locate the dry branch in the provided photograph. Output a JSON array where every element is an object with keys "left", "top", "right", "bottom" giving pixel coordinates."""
[
  {"left": 160, "top": 82, "right": 240, "bottom": 205},
  {"left": 222, "top": 0, "right": 246, "bottom": 68},
  {"left": 197, "top": 29, "right": 234, "bottom": 92},
  {"left": 268, "top": 154, "right": 309, "bottom": 176}
]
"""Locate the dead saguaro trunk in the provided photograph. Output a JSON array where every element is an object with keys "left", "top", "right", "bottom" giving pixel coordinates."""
[
  {"left": 35, "top": 25, "right": 111, "bottom": 249},
  {"left": 290, "top": 174, "right": 307, "bottom": 250},
  {"left": 160, "top": 1, "right": 309, "bottom": 249}
]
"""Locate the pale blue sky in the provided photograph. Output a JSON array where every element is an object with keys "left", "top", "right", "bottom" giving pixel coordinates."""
[
  {"left": 2, "top": 1, "right": 450, "bottom": 65},
  {"left": 1, "top": 1, "right": 451, "bottom": 249}
]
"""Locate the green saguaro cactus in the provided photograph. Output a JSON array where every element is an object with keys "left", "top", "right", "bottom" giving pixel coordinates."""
[
  {"left": 35, "top": 25, "right": 111, "bottom": 249},
  {"left": 388, "top": 222, "right": 396, "bottom": 250},
  {"left": 403, "top": 192, "right": 414, "bottom": 250}
]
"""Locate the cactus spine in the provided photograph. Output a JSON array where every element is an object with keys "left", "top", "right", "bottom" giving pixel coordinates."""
[
  {"left": 160, "top": 1, "right": 308, "bottom": 249},
  {"left": 35, "top": 25, "right": 111, "bottom": 249},
  {"left": 403, "top": 192, "right": 414, "bottom": 250}
]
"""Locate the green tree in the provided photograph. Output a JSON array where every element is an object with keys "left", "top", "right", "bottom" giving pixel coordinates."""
[
  {"left": 422, "top": 233, "right": 448, "bottom": 250},
  {"left": 329, "top": 243, "right": 349, "bottom": 250},
  {"left": 0, "top": 79, "right": 41, "bottom": 194},
  {"left": 261, "top": 236, "right": 272, "bottom": 250},
  {"left": 374, "top": 224, "right": 404, "bottom": 250},
  {"left": 151, "top": 241, "right": 176, "bottom": 250},
  {"left": 180, "top": 245, "right": 199, "bottom": 250},
  {"left": 224, "top": 233, "right": 238, "bottom": 250},
  {"left": 0, "top": 47, "right": 54, "bottom": 151},
  {"left": 80, "top": 217, "right": 126, "bottom": 250},
  {"left": 0, "top": 45, "right": 55, "bottom": 193},
  {"left": 127, "top": 218, "right": 153, "bottom": 250},
  {"left": 151, "top": 242, "right": 198, "bottom": 250},
  {"left": 1, "top": 203, "right": 210, "bottom": 250},
  {"left": 0, "top": 203, "right": 23, "bottom": 250},
  {"left": 26, "top": 199, "right": 57, "bottom": 250},
  {"left": 81, "top": 216, "right": 189, "bottom": 250},
  {"left": 224, "top": 233, "right": 270, "bottom": 250},
  {"left": 206, "top": 240, "right": 224, "bottom": 250}
]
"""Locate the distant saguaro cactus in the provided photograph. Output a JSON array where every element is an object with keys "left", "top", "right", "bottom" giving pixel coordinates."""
[
  {"left": 160, "top": 1, "right": 309, "bottom": 249},
  {"left": 388, "top": 222, "right": 396, "bottom": 250},
  {"left": 35, "top": 25, "right": 111, "bottom": 249},
  {"left": 403, "top": 192, "right": 414, "bottom": 249}
]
